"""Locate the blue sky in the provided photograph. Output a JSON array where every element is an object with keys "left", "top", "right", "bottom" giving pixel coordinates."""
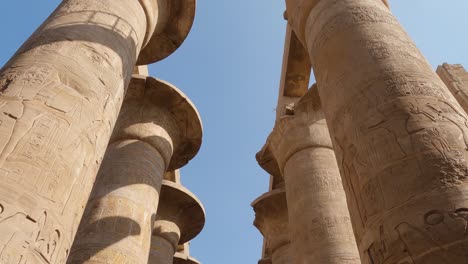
[{"left": 1, "top": 1, "right": 468, "bottom": 263}]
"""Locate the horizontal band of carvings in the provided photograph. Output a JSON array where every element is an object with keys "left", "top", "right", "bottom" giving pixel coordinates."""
[
  {"left": 137, "top": 0, "right": 196, "bottom": 64},
  {"left": 156, "top": 180, "right": 206, "bottom": 245},
  {"left": 111, "top": 74, "right": 203, "bottom": 171},
  {"left": 285, "top": 0, "right": 389, "bottom": 45}
]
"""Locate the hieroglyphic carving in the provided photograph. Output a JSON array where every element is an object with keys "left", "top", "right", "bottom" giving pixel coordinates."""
[
  {"left": 393, "top": 208, "right": 468, "bottom": 263},
  {"left": 284, "top": 0, "right": 468, "bottom": 262},
  {"left": 309, "top": 3, "right": 398, "bottom": 55},
  {"left": 0, "top": 205, "right": 70, "bottom": 264},
  {"left": 0, "top": 0, "right": 154, "bottom": 262}
]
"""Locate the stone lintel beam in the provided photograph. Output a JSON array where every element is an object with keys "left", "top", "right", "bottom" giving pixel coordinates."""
[
  {"left": 133, "top": 65, "right": 149, "bottom": 75},
  {"left": 172, "top": 242, "right": 201, "bottom": 264},
  {"left": 173, "top": 252, "right": 201, "bottom": 264},
  {"left": 111, "top": 75, "right": 203, "bottom": 171},
  {"left": 252, "top": 188, "right": 291, "bottom": 264},
  {"left": 276, "top": 25, "right": 311, "bottom": 119},
  {"left": 137, "top": 0, "right": 196, "bottom": 65},
  {"left": 437, "top": 63, "right": 468, "bottom": 113},
  {"left": 68, "top": 76, "right": 202, "bottom": 263}
]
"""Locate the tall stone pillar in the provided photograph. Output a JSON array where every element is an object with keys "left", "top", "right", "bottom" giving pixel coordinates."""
[
  {"left": 0, "top": 1, "right": 195, "bottom": 263},
  {"left": 149, "top": 180, "right": 205, "bottom": 264},
  {"left": 437, "top": 63, "right": 468, "bottom": 114},
  {"left": 285, "top": 0, "right": 468, "bottom": 263},
  {"left": 68, "top": 75, "right": 202, "bottom": 263},
  {"left": 252, "top": 188, "right": 292, "bottom": 264},
  {"left": 258, "top": 85, "right": 360, "bottom": 263}
]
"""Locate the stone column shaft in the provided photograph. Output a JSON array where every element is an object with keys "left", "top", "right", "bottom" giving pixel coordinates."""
[
  {"left": 67, "top": 139, "right": 165, "bottom": 264},
  {"left": 150, "top": 235, "right": 176, "bottom": 263},
  {"left": 69, "top": 76, "right": 202, "bottom": 263},
  {"left": 286, "top": 0, "right": 468, "bottom": 263},
  {"left": 265, "top": 86, "right": 360, "bottom": 264},
  {"left": 0, "top": 1, "right": 159, "bottom": 263}
]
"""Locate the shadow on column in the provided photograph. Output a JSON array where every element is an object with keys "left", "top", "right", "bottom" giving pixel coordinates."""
[{"left": 67, "top": 216, "right": 143, "bottom": 264}]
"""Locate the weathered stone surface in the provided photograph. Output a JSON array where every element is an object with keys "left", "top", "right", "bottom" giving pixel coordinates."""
[
  {"left": 276, "top": 25, "right": 311, "bottom": 119},
  {"left": 173, "top": 243, "right": 201, "bottom": 264},
  {"left": 0, "top": 1, "right": 162, "bottom": 262},
  {"left": 149, "top": 180, "right": 205, "bottom": 264},
  {"left": 68, "top": 76, "right": 202, "bottom": 264},
  {"left": 285, "top": 0, "right": 468, "bottom": 263},
  {"left": 252, "top": 188, "right": 293, "bottom": 264},
  {"left": 258, "top": 257, "right": 273, "bottom": 264},
  {"left": 137, "top": 0, "right": 196, "bottom": 65},
  {"left": 111, "top": 75, "right": 203, "bottom": 171},
  {"left": 437, "top": 63, "right": 468, "bottom": 114},
  {"left": 173, "top": 254, "right": 200, "bottom": 264},
  {"left": 259, "top": 85, "right": 360, "bottom": 263}
]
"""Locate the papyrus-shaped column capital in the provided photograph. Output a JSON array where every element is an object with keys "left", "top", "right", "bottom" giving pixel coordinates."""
[
  {"left": 252, "top": 189, "right": 290, "bottom": 262},
  {"left": 111, "top": 75, "right": 203, "bottom": 171},
  {"left": 149, "top": 180, "right": 205, "bottom": 263},
  {"left": 154, "top": 180, "right": 205, "bottom": 248},
  {"left": 258, "top": 85, "right": 332, "bottom": 175},
  {"left": 138, "top": 0, "right": 196, "bottom": 64}
]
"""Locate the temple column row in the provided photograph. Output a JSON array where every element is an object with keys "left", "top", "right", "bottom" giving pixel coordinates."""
[
  {"left": 282, "top": 0, "right": 468, "bottom": 263},
  {"left": 0, "top": 0, "right": 196, "bottom": 263},
  {"left": 256, "top": 85, "right": 360, "bottom": 264},
  {"left": 254, "top": 21, "right": 359, "bottom": 263},
  {"left": 69, "top": 74, "right": 204, "bottom": 264}
]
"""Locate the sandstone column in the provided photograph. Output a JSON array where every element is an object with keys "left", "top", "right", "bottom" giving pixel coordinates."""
[
  {"left": 258, "top": 85, "right": 360, "bottom": 263},
  {"left": 253, "top": 188, "right": 292, "bottom": 264},
  {"left": 67, "top": 75, "right": 202, "bottom": 263},
  {"left": 285, "top": 0, "right": 468, "bottom": 263},
  {"left": 0, "top": 1, "right": 195, "bottom": 263},
  {"left": 149, "top": 180, "right": 205, "bottom": 264},
  {"left": 437, "top": 63, "right": 468, "bottom": 114}
]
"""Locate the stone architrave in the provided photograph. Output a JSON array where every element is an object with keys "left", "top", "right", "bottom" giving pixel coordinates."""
[
  {"left": 68, "top": 76, "right": 202, "bottom": 264},
  {"left": 285, "top": 0, "right": 468, "bottom": 263},
  {"left": 252, "top": 188, "right": 293, "bottom": 264},
  {"left": 258, "top": 85, "right": 360, "bottom": 263},
  {"left": 0, "top": 1, "right": 195, "bottom": 263},
  {"left": 149, "top": 180, "right": 205, "bottom": 264},
  {"left": 173, "top": 243, "right": 201, "bottom": 264},
  {"left": 437, "top": 63, "right": 468, "bottom": 114}
]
